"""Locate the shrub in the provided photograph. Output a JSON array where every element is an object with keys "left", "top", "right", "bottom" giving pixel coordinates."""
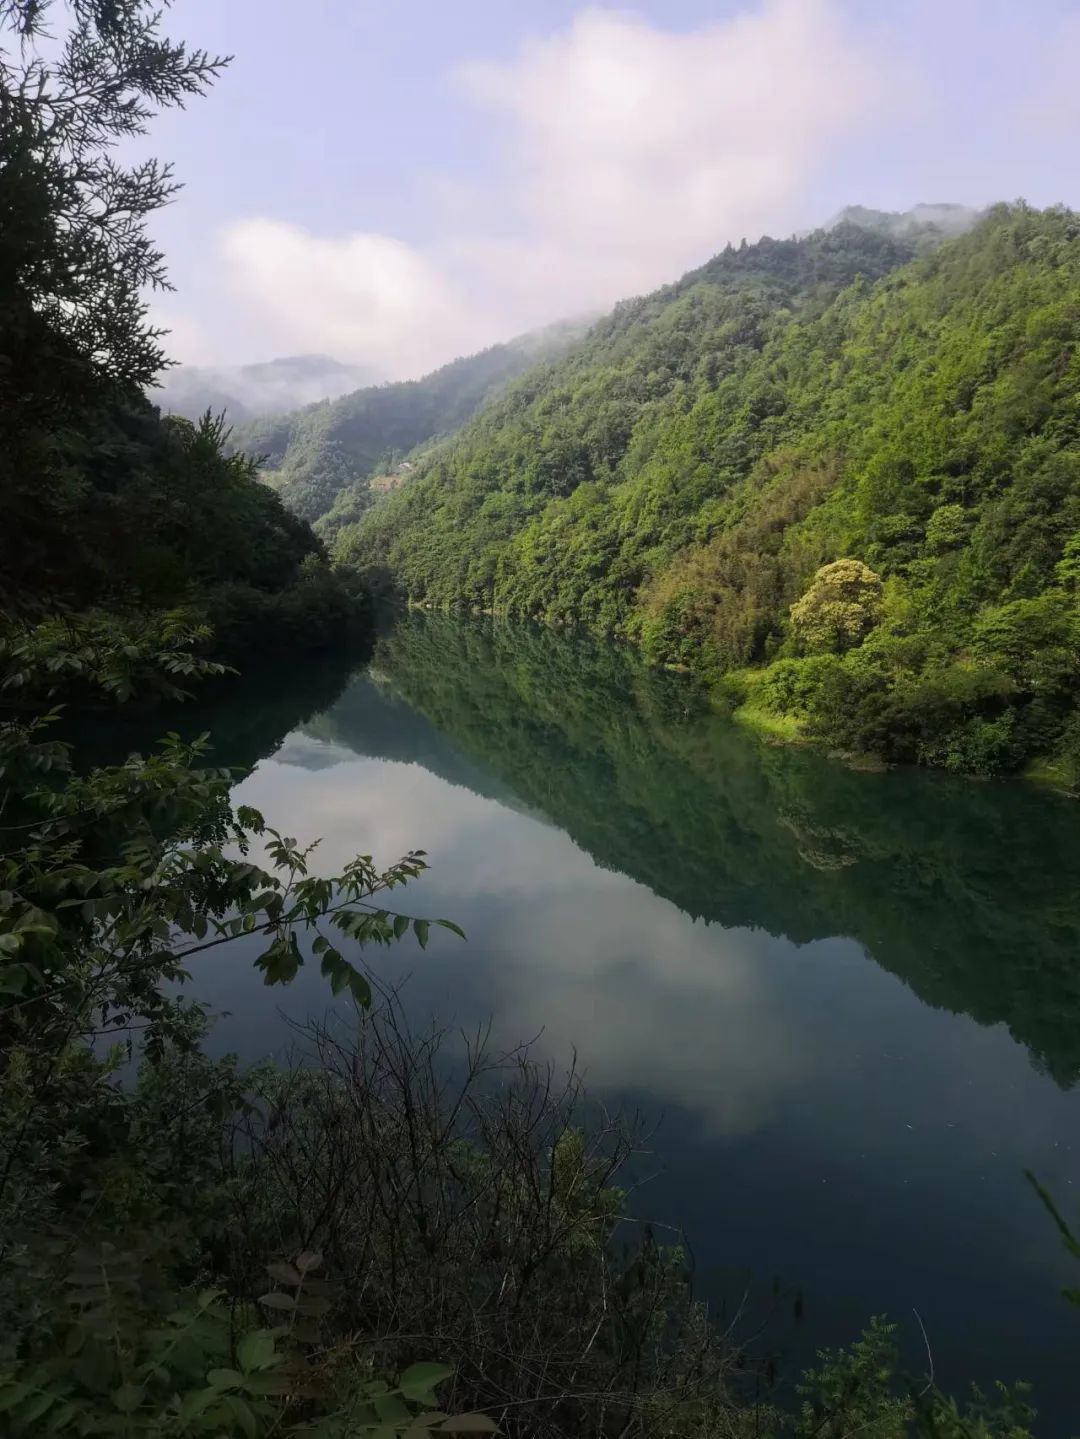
[
  {"left": 925, "top": 503, "right": 972, "bottom": 555},
  {"left": 755, "top": 655, "right": 842, "bottom": 716}
]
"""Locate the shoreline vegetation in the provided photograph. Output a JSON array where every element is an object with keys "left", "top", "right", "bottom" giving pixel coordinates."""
[{"left": 401, "top": 600, "right": 1077, "bottom": 790}]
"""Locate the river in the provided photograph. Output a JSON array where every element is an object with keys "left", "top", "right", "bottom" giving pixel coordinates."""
[{"left": 94, "top": 611, "right": 1080, "bottom": 1428}]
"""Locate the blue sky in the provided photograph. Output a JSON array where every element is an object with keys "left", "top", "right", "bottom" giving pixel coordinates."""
[{"left": 143, "top": 0, "right": 1080, "bottom": 377}]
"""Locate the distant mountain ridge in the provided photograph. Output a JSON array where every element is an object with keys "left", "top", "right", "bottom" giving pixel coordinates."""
[
  {"left": 229, "top": 320, "right": 588, "bottom": 532},
  {"left": 155, "top": 353, "right": 379, "bottom": 424}
]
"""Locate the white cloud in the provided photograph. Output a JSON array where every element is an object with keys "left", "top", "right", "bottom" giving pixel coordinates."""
[
  {"left": 218, "top": 1, "right": 891, "bottom": 377},
  {"left": 456, "top": 0, "right": 879, "bottom": 317},
  {"left": 219, "top": 220, "right": 478, "bottom": 377},
  {"left": 229, "top": 751, "right": 821, "bottom": 1134},
  {"left": 147, "top": 304, "right": 214, "bottom": 367}
]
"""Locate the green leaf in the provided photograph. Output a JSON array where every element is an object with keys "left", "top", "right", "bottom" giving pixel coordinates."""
[
  {"left": 257, "top": 1291, "right": 296, "bottom": 1311},
  {"left": 0, "top": 963, "right": 27, "bottom": 993},
  {"left": 404, "top": 1415, "right": 450, "bottom": 1436},
  {"left": 266, "top": 1260, "right": 302, "bottom": 1287},
  {"left": 400, "top": 1364, "right": 454, "bottom": 1402},
  {"left": 295, "top": 1250, "right": 323, "bottom": 1273},
  {"left": 15, "top": 1392, "right": 55, "bottom": 1425},
  {"left": 347, "top": 968, "right": 372, "bottom": 1008},
  {"left": 374, "top": 1394, "right": 413, "bottom": 1424},
  {"left": 393, "top": 913, "right": 409, "bottom": 939},
  {"left": 111, "top": 1384, "right": 144, "bottom": 1413},
  {"left": 435, "top": 919, "right": 466, "bottom": 940},
  {"left": 225, "top": 1395, "right": 258, "bottom": 1439},
  {"left": 177, "top": 1386, "right": 218, "bottom": 1424},
  {"left": 413, "top": 918, "right": 430, "bottom": 950},
  {"left": 208, "top": 1369, "right": 244, "bottom": 1390},
  {"left": 237, "top": 1329, "right": 277, "bottom": 1371},
  {"left": 45, "top": 1401, "right": 78, "bottom": 1433},
  {"left": 0, "top": 1385, "right": 30, "bottom": 1414}
]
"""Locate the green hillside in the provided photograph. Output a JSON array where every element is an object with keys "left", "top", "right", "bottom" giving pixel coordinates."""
[
  {"left": 231, "top": 321, "right": 585, "bottom": 530},
  {"left": 340, "top": 205, "right": 1080, "bottom": 779}
]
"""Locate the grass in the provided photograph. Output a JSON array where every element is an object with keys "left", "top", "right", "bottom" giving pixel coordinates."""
[
  {"left": 709, "top": 667, "right": 809, "bottom": 744},
  {"left": 1024, "top": 753, "right": 1080, "bottom": 794},
  {"left": 731, "top": 698, "right": 806, "bottom": 743}
]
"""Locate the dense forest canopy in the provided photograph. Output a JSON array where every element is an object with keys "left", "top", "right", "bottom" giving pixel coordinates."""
[{"left": 339, "top": 205, "right": 1080, "bottom": 779}]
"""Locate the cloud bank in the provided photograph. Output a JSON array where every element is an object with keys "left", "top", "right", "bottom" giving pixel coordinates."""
[{"left": 217, "top": 0, "right": 890, "bottom": 379}]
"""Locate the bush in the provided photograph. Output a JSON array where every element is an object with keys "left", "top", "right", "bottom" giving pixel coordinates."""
[
  {"left": 801, "top": 654, "right": 1017, "bottom": 769},
  {"left": 925, "top": 503, "right": 972, "bottom": 555},
  {"left": 201, "top": 561, "right": 371, "bottom": 662},
  {"left": 755, "top": 655, "right": 842, "bottom": 716}
]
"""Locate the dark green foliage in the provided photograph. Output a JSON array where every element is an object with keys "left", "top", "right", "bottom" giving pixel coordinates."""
[
  {"left": 341, "top": 206, "right": 1080, "bottom": 774},
  {"left": 791, "top": 1318, "right": 1034, "bottom": 1438},
  {"left": 231, "top": 322, "right": 586, "bottom": 528},
  {"left": 2, "top": 406, "right": 321, "bottom": 611},
  {"left": 0, "top": 1, "right": 365, "bottom": 658}
]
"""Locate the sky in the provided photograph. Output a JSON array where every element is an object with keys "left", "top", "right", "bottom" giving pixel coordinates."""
[{"left": 139, "top": 0, "right": 1080, "bottom": 379}]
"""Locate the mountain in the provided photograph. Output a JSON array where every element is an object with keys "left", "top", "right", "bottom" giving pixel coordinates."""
[
  {"left": 338, "top": 203, "right": 1080, "bottom": 780},
  {"left": 155, "top": 354, "right": 378, "bottom": 424},
  {"left": 228, "top": 320, "right": 588, "bottom": 530}
]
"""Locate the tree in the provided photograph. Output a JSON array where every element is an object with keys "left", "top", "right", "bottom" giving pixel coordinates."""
[
  {"left": 0, "top": 0, "right": 228, "bottom": 390},
  {"left": 0, "top": 0, "right": 234, "bottom": 607},
  {"left": 789, "top": 559, "right": 884, "bottom": 654}
]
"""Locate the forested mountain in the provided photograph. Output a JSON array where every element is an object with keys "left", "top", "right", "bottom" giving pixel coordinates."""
[
  {"left": 229, "top": 320, "right": 586, "bottom": 530},
  {"left": 156, "top": 353, "right": 377, "bottom": 424},
  {"left": 341, "top": 205, "right": 1080, "bottom": 779}
]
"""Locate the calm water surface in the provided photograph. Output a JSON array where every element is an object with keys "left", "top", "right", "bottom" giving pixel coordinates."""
[{"left": 108, "top": 614, "right": 1080, "bottom": 1430}]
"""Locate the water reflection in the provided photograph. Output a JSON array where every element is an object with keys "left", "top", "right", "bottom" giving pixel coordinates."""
[
  {"left": 169, "top": 613, "right": 1080, "bottom": 1426},
  {"left": 305, "top": 614, "right": 1080, "bottom": 1089}
]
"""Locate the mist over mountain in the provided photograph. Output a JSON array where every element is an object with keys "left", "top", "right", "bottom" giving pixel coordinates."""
[
  {"left": 828, "top": 202, "right": 982, "bottom": 246},
  {"left": 155, "top": 354, "right": 380, "bottom": 424},
  {"left": 230, "top": 319, "right": 588, "bottom": 532}
]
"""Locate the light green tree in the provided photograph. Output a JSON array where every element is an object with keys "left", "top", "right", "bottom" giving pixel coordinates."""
[{"left": 790, "top": 559, "right": 884, "bottom": 653}]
